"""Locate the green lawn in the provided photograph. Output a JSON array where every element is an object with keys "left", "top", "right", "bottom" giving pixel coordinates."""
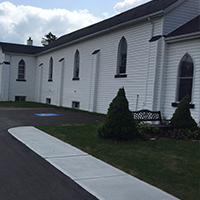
[
  {"left": 37, "top": 122, "right": 200, "bottom": 200},
  {"left": 0, "top": 101, "right": 105, "bottom": 116},
  {"left": 1, "top": 101, "right": 199, "bottom": 199}
]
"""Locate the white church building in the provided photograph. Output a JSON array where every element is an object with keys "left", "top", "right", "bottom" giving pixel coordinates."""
[{"left": 0, "top": 0, "right": 200, "bottom": 122}]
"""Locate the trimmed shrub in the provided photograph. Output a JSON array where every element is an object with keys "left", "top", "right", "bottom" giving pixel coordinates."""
[
  {"left": 171, "top": 95, "right": 197, "bottom": 131},
  {"left": 164, "top": 128, "right": 200, "bottom": 140},
  {"left": 98, "top": 88, "right": 139, "bottom": 141}
]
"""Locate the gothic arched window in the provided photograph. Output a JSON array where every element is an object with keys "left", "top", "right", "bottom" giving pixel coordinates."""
[
  {"left": 18, "top": 59, "right": 25, "bottom": 80},
  {"left": 117, "top": 37, "right": 127, "bottom": 75},
  {"left": 73, "top": 50, "right": 80, "bottom": 80},
  {"left": 177, "top": 53, "right": 194, "bottom": 102},
  {"left": 48, "top": 57, "right": 53, "bottom": 81}
]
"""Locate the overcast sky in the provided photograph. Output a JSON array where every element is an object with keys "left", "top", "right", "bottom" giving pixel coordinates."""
[{"left": 0, "top": 0, "right": 151, "bottom": 46}]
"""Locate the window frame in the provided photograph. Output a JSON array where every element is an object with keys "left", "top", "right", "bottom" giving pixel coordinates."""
[
  {"left": 115, "top": 37, "right": 128, "bottom": 78},
  {"left": 17, "top": 59, "right": 26, "bottom": 81},
  {"left": 15, "top": 96, "right": 26, "bottom": 102},
  {"left": 73, "top": 50, "right": 80, "bottom": 80},
  {"left": 46, "top": 98, "right": 51, "bottom": 104},
  {"left": 48, "top": 57, "right": 53, "bottom": 82},
  {"left": 72, "top": 101, "right": 80, "bottom": 109},
  {"left": 176, "top": 53, "right": 194, "bottom": 102}
]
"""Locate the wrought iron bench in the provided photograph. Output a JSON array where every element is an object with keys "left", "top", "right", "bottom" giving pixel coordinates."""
[{"left": 132, "top": 109, "right": 170, "bottom": 128}]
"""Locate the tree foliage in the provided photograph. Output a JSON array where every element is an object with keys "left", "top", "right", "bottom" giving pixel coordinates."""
[
  {"left": 41, "top": 32, "right": 57, "bottom": 46},
  {"left": 98, "top": 88, "right": 139, "bottom": 141},
  {"left": 171, "top": 95, "right": 197, "bottom": 131}
]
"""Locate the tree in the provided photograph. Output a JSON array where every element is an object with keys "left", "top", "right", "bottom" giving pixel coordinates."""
[
  {"left": 41, "top": 32, "right": 57, "bottom": 46},
  {"left": 98, "top": 87, "right": 139, "bottom": 141},
  {"left": 171, "top": 95, "right": 197, "bottom": 131}
]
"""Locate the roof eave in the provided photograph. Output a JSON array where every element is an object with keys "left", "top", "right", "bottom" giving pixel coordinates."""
[
  {"left": 2, "top": 51, "right": 38, "bottom": 57},
  {"left": 37, "top": 10, "right": 164, "bottom": 55},
  {"left": 165, "top": 32, "right": 200, "bottom": 43}
]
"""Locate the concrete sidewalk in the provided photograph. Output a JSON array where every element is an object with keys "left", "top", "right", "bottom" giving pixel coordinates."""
[{"left": 9, "top": 126, "right": 179, "bottom": 200}]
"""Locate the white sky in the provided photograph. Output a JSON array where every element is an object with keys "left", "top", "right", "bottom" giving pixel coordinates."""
[{"left": 0, "top": 0, "right": 151, "bottom": 46}]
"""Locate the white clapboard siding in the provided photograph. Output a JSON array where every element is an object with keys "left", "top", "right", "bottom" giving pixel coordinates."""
[
  {"left": 164, "top": 0, "right": 199, "bottom": 35},
  {"left": 0, "top": 49, "right": 4, "bottom": 100},
  {"left": 36, "top": 53, "right": 61, "bottom": 105},
  {"left": 144, "top": 40, "right": 157, "bottom": 110},
  {"left": 31, "top": 0, "right": 200, "bottom": 121},
  {"left": 7, "top": 55, "right": 37, "bottom": 102},
  {"left": 0, "top": 53, "right": 10, "bottom": 101},
  {"left": 152, "top": 17, "right": 163, "bottom": 36},
  {"left": 153, "top": 38, "right": 164, "bottom": 112},
  {"left": 89, "top": 50, "right": 100, "bottom": 112},
  {"left": 95, "top": 22, "right": 153, "bottom": 114},
  {"left": 163, "top": 38, "right": 200, "bottom": 122},
  {"left": 35, "top": 19, "right": 156, "bottom": 114}
]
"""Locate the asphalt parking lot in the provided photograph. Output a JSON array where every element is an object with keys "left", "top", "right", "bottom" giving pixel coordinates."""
[{"left": 0, "top": 107, "right": 103, "bottom": 200}]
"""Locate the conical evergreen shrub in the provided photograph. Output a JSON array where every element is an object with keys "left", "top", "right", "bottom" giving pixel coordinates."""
[
  {"left": 98, "top": 88, "right": 139, "bottom": 141},
  {"left": 171, "top": 95, "right": 197, "bottom": 131}
]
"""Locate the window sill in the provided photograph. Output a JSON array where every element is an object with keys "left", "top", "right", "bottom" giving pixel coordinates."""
[
  {"left": 16, "top": 79, "right": 26, "bottom": 82},
  {"left": 171, "top": 102, "right": 195, "bottom": 109},
  {"left": 72, "top": 77, "right": 80, "bottom": 81},
  {"left": 48, "top": 79, "right": 53, "bottom": 82},
  {"left": 114, "top": 74, "right": 127, "bottom": 78}
]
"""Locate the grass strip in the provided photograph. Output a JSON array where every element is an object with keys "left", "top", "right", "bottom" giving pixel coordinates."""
[{"left": 0, "top": 101, "right": 105, "bottom": 117}]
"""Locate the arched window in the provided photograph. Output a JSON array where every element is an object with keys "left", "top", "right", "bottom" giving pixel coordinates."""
[
  {"left": 18, "top": 59, "right": 25, "bottom": 80},
  {"left": 73, "top": 50, "right": 80, "bottom": 80},
  {"left": 48, "top": 57, "right": 53, "bottom": 81},
  {"left": 117, "top": 37, "right": 127, "bottom": 75},
  {"left": 177, "top": 53, "right": 194, "bottom": 102}
]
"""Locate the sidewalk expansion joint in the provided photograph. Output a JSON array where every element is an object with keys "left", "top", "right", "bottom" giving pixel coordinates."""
[
  {"left": 44, "top": 154, "right": 88, "bottom": 159},
  {"left": 74, "top": 174, "right": 127, "bottom": 181}
]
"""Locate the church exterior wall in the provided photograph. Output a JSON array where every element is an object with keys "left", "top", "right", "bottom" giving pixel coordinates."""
[{"left": 163, "top": 38, "right": 200, "bottom": 123}]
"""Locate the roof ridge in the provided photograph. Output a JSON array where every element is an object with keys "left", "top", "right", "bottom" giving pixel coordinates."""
[
  {"left": 39, "top": 0, "right": 179, "bottom": 54},
  {"left": 0, "top": 0, "right": 180, "bottom": 55}
]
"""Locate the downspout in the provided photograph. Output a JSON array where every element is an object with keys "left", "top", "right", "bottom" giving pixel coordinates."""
[{"left": 144, "top": 17, "right": 154, "bottom": 108}]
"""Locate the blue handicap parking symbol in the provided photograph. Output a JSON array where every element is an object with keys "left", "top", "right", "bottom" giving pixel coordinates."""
[{"left": 35, "top": 113, "right": 59, "bottom": 117}]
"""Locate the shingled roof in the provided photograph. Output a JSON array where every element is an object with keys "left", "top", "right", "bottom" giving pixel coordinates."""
[
  {"left": 0, "top": 0, "right": 180, "bottom": 55},
  {"left": 166, "top": 15, "right": 200, "bottom": 38},
  {"left": 39, "top": 0, "right": 179, "bottom": 53},
  {"left": 0, "top": 42, "right": 43, "bottom": 55}
]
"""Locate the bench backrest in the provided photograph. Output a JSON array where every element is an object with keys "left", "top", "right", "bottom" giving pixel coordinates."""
[{"left": 132, "top": 109, "right": 162, "bottom": 124}]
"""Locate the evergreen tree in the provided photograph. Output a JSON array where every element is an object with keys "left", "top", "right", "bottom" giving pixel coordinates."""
[
  {"left": 41, "top": 32, "right": 57, "bottom": 46},
  {"left": 98, "top": 88, "right": 139, "bottom": 140},
  {"left": 171, "top": 95, "right": 197, "bottom": 131}
]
